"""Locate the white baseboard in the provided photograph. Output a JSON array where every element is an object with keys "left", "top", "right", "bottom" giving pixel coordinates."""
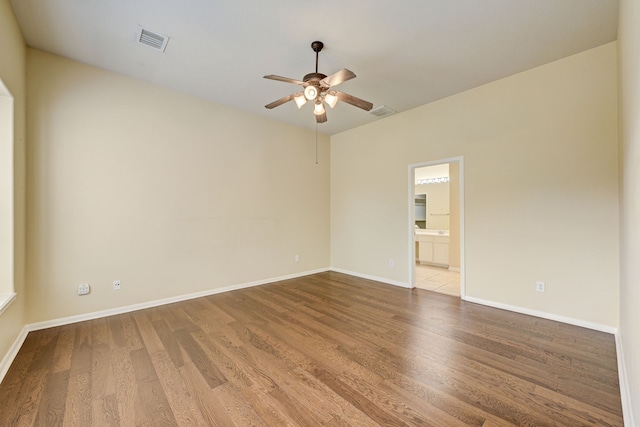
[
  {"left": 26, "top": 268, "right": 330, "bottom": 332},
  {"left": 329, "top": 267, "right": 411, "bottom": 288},
  {"left": 462, "top": 295, "right": 617, "bottom": 334},
  {"left": 615, "top": 333, "right": 636, "bottom": 427},
  {"left": 0, "top": 325, "right": 28, "bottom": 383},
  {"left": 2, "top": 267, "right": 633, "bottom": 426},
  {"left": 0, "top": 267, "right": 329, "bottom": 384}
]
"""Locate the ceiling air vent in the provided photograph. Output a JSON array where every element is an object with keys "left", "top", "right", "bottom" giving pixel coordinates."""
[
  {"left": 138, "top": 28, "right": 169, "bottom": 52},
  {"left": 369, "top": 105, "right": 396, "bottom": 118}
]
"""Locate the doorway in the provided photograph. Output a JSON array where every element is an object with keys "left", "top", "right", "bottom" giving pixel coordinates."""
[{"left": 409, "top": 157, "right": 464, "bottom": 297}]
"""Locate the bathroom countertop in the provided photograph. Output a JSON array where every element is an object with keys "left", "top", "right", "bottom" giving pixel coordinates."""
[{"left": 415, "top": 229, "right": 449, "bottom": 236}]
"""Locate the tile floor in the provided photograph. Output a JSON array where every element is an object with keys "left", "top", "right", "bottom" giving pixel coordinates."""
[{"left": 415, "top": 263, "right": 460, "bottom": 297}]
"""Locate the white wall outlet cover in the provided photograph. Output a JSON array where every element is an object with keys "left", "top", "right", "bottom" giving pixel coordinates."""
[{"left": 78, "top": 283, "right": 90, "bottom": 295}]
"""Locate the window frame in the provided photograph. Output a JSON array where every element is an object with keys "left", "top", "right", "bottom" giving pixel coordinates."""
[{"left": 0, "top": 79, "right": 15, "bottom": 315}]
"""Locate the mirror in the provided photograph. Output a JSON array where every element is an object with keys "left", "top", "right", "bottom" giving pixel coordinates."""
[{"left": 415, "top": 193, "right": 427, "bottom": 229}]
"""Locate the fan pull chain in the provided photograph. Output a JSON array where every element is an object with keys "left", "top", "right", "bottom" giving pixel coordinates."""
[{"left": 315, "top": 124, "right": 319, "bottom": 165}]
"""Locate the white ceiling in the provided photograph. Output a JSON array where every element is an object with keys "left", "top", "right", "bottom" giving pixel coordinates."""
[{"left": 10, "top": 0, "right": 618, "bottom": 135}]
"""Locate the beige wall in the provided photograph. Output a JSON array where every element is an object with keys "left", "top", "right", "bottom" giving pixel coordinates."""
[
  {"left": 415, "top": 181, "right": 449, "bottom": 230},
  {"left": 331, "top": 42, "right": 619, "bottom": 328},
  {"left": 25, "top": 49, "right": 330, "bottom": 322},
  {"left": 618, "top": 0, "right": 640, "bottom": 422},
  {"left": 0, "top": 0, "right": 26, "bottom": 365}
]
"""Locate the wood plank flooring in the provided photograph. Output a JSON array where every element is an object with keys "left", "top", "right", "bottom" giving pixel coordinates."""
[{"left": 0, "top": 272, "right": 624, "bottom": 426}]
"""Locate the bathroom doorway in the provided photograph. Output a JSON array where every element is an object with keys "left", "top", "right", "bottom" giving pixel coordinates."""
[{"left": 409, "top": 157, "right": 464, "bottom": 297}]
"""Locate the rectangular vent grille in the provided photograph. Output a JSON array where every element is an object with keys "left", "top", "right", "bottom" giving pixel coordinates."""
[
  {"left": 369, "top": 105, "right": 396, "bottom": 118},
  {"left": 138, "top": 28, "right": 169, "bottom": 52}
]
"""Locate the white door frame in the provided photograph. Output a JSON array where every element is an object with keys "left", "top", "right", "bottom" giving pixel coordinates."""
[{"left": 408, "top": 156, "right": 465, "bottom": 297}]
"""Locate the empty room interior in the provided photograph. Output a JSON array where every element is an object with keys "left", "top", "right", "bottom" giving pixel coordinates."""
[{"left": 1, "top": 0, "right": 639, "bottom": 425}]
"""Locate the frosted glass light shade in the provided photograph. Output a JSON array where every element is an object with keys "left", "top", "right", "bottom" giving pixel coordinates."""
[
  {"left": 304, "top": 85, "right": 318, "bottom": 100},
  {"left": 325, "top": 92, "right": 338, "bottom": 108},
  {"left": 293, "top": 93, "right": 307, "bottom": 108}
]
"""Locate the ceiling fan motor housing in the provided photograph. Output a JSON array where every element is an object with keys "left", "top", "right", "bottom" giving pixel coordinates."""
[{"left": 303, "top": 72, "right": 327, "bottom": 83}]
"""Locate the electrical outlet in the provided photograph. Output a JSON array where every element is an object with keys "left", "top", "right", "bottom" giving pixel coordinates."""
[
  {"left": 113, "top": 280, "right": 121, "bottom": 290},
  {"left": 295, "top": 255, "right": 300, "bottom": 262},
  {"left": 389, "top": 259, "right": 395, "bottom": 268},
  {"left": 536, "top": 281, "right": 545, "bottom": 292},
  {"left": 78, "top": 283, "right": 90, "bottom": 296}
]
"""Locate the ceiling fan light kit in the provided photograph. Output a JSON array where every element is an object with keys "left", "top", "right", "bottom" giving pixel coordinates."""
[
  {"left": 304, "top": 85, "right": 318, "bottom": 101},
  {"left": 293, "top": 92, "right": 307, "bottom": 108},
  {"left": 324, "top": 91, "right": 338, "bottom": 108},
  {"left": 264, "top": 41, "right": 373, "bottom": 124}
]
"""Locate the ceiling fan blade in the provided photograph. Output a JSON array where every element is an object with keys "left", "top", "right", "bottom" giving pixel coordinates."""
[
  {"left": 334, "top": 91, "right": 373, "bottom": 111},
  {"left": 263, "top": 74, "right": 306, "bottom": 86},
  {"left": 320, "top": 69, "right": 356, "bottom": 88},
  {"left": 315, "top": 112, "right": 327, "bottom": 123},
  {"left": 265, "top": 94, "right": 294, "bottom": 109}
]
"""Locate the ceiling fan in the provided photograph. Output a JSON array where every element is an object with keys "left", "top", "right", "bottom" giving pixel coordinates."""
[{"left": 264, "top": 41, "right": 373, "bottom": 123}]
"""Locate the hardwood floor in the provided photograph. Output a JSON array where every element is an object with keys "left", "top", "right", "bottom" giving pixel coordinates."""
[{"left": 0, "top": 272, "right": 624, "bottom": 426}]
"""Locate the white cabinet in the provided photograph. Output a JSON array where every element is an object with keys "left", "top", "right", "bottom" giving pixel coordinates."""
[
  {"left": 433, "top": 241, "right": 449, "bottom": 265},
  {"left": 419, "top": 239, "right": 433, "bottom": 262},
  {"left": 417, "top": 234, "right": 449, "bottom": 266}
]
